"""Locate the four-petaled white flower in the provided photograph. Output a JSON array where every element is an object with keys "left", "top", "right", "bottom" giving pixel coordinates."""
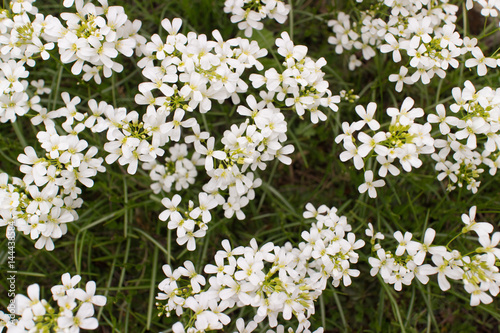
[{"left": 358, "top": 170, "right": 385, "bottom": 198}]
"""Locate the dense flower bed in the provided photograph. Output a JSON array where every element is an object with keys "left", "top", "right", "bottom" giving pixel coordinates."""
[{"left": 1, "top": 0, "right": 500, "bottom": 332}]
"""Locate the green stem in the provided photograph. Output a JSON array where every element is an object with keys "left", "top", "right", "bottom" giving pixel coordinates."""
[
  {"left": 12, "top": 121, "right": 27, "bottom": 148},
  {"left": 147, "top": 243, "right": 159, "bottom": 330}
]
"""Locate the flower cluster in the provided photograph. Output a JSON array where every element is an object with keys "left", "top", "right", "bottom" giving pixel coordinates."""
[
  {"left": 156, "top": 204, "right": 364, "bottom": 332},
  {"left": 2, "top": 0, "right": 500, "bottom": 331},
  {"left": 223, "top": 0, "right": 290, "bottom": 37},
  {"left": 0, "top": 0, "right": 54, "bottom": 123},
  {"left": 0, "top": 86, "right": 112, "bottom": 250},
  {"left": 0, "top": 0, "right": 143, "bottom": 129},
  {"left": 0, "top": 273, "right": 106, "bottom": 332},
  {"left": 130, "top": 21, "right": 336, "bottom": 250},
  {"left": 327, "top": 0, "right": 499, "bottom": 91},
  {"left": 250, "top": 32, "right": 339, "bottom": 123},
  {"left": 336, "top": 97, "right": 434, "bottom": 198},
  {"left": 47, "top": 0, "right": 144, "bottom": 84},
  {"left": 0, "top": 113, "right": 105, "bottom": 250},
  {"left": 0, "top": 60, "right": 35, "bottom": 122},
  {"left": 1, "top": 4, "right": 339, "bottom": 253},
  {"left": 430, "top": 81, "right": 500, "bottom": 193},
  {"left": 0, "top": 2, "right": 52, "bottom": 66},
  {"left": 145, "top": 143, "right": 203, "bottom": 194},
  {"left": 367, "top": 206, "right": 500, "bottom": 306},
  {"left": 469, "top": 0, "right": 500, "bottom": 17}
]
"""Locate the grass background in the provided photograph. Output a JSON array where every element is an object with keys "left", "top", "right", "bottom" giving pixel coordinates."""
[{"left": 1, "top": 0, "right": 500, "bottom": 332}]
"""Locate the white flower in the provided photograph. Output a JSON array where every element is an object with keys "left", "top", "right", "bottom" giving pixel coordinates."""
[
  {"left": 455, "top": 118, "right": 490, "bottom": 149},
  {"left": 178, "top": 261, "right": 206, "bottom": 293},
  {"left": 387, "top": 97, "right": 423, "bottom": 126},
  {"left": 189, "top": 192, "right": 218, "bottom": 223},
  {"left": 365, "top": 222, "right": 384, "bottom": 241},
  {"left": 159, "top": 194, "right": 183, "bottom": 222},
  {"left": 465, "top": 283, "right": 493, "bottom": 306},
  {"left": 388, "top": 66, "right": 414, "bottom": 92},
  {"left": 51, "top": 273, "right": 81, "bottom": 300},
  {"left": 465, "top": 47, "right": 497, "bottom": 76},
  {"left": 75, "top": 281, "right": 107, "bottom": 306},
  {"left": 177, "top": 229, "right": 206, "bottom": 251},
  {"left": 340, "top": 140, "right": 366, "bottom": 170},
  {"left": 195, "top": 137, "right": 227, "bottom": 171},
  {"left": 358, "top": 170, "right": 385, "bottom": 198},
  {"left": 369, "top": 248, "right": 393, "bottom": 278},
  {"left": 234, "top": 318, "right": 257, "bottom": 333},
  {"left": 376, "top": 155, "right": 400, "bottom": 177},
  {"left": 58, "top": 303, "right": 98, "bottom": 330},
  {"left": 431, "top": 255, "right": 462, "bottom": 291},
  {"left": 477, "top": 232, "right": 500, "bottom": 265},
  {"left": 461, "top": 206, "right": 493, "bottom": 237},
  {"left": 394, "top": 231, "right": 412, "bottom": 256},
  {"left": 380, "top": 33, "right": 402, "bottom": 62},
  {"left": 427, "top": 104, "right": 457, "bottom": 135},
  {"left": 15, "top": 284, "right": 45, "bottom": 317},
  {"left": 355, "top": 102, "right": 380, "bottom": 130}
]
